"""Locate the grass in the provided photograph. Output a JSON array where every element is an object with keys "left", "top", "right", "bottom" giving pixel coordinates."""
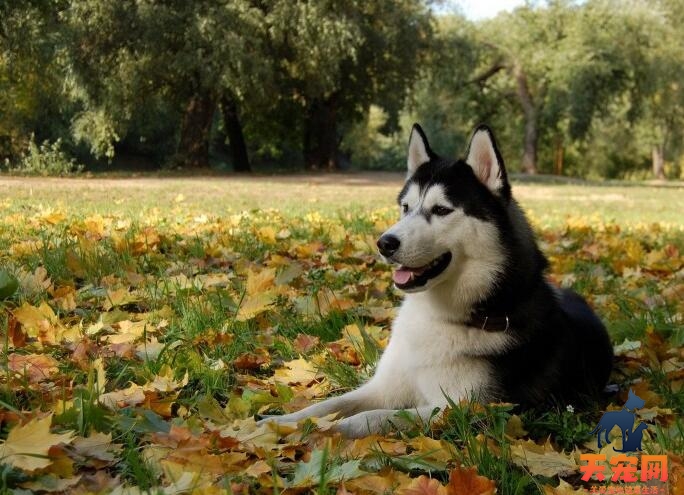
[
  {"left": 0, "top": 172, "right": 682, "bottom": 494},
  {"left": 1, "top": 173, "right": 683, "bottom": 225}
]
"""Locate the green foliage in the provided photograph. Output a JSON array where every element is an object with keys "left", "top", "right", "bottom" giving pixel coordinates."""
[
  {"left": 8, "top": 135, "right": 83, "bottom": 176},
  {"left": 2, "top": 0, "right": 684, "bottom": 178}
]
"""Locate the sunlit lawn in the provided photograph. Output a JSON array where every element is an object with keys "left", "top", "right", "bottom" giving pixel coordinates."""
[{"left": 0, "top": 173, "right": 682, "bottom": 494}]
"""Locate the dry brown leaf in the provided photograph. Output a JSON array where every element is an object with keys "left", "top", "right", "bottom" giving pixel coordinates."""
[
  {"left": 99, "top": 383, "right": 146, "bottom": 409},
  {"left": 347, "top": 471, "right": 412, "bottom": 494},
  {"left": 543, "top": 479, "right": 585, "bottom": 494},
  {"left": 8, "top": 353, "right": 59, "bottom": 383},
  {"left": 293, "top": 333, "right": 321, "bottom": 353},
  {"left": 233, "top": 348, "right": 271, "bottom": 370},
  {"left": 21, "top": 474, "right": 82, "bottom": 493},
  {"left": 510, "top": 439, "right": 578, "bottom": 477},
  {"left": 446, "top": 466, "right": 496, "bottom": 495}
]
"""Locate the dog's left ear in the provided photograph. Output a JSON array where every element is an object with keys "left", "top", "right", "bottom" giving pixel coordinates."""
[
  {"left": 465, "top": 125, "right": 509, "bottom": 196},
  {"left": 407, "top": 124, "right": 433, "bottom": 176}
]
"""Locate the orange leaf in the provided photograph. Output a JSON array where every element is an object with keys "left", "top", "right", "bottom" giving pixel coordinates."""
[
  {"left": 446, "top": 467, "right": 496, "bottom": 495},
  {"left": 233, "top": 349, "right": 271, "bottom": 370},
  {"left": 399, "top": 475, "right": 447, "bottom": 495}
]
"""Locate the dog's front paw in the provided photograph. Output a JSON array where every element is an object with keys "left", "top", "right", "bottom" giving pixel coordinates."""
[
  {"left": 255, "top": 412, "right": 300, "bottom": 427},
  {"left": 333, "top": 411, "right": 390, "bottom": 438}
]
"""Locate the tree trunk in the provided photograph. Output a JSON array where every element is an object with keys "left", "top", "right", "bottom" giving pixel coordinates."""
[
  {"left": 220, "top": 95, "right": 251, "bottom": 172},
  {"left": 651, "top": 144, "right": 665, "bottom": 180},
  {"left": 177, "top": 93, "right": 215, "bottom": 168},
  {"left": 554, "top": 136, "right": 564, "bottom": 175},
  {"left": 514, "top": 64, "right": 538, "bottom": 174},
  {"left": 303, "top": 96, "right": 339, "bottom": 170}
]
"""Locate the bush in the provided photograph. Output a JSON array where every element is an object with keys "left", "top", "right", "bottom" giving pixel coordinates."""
[
  {"left": 342, "top": 106, "right": 405, "bottom": 170},
  {"left": 9, "top": 135, "right": 83, "bottom": 176}
]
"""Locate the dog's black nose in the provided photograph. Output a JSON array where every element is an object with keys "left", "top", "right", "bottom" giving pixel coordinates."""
[{"left": 377, "top": 234, "right": 400, "bottom": 257}]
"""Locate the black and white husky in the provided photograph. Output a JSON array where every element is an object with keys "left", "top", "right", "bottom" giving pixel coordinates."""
[{"left": 261, "top": 124, "right": 613, "bottom": 438}]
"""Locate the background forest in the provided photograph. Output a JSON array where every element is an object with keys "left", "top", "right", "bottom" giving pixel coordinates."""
[{"left": 2, "top": 0, "right": 684, "bottom": 179}]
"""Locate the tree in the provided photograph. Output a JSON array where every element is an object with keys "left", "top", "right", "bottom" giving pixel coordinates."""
[
  {"left": 0, "top": 0, "right": 68, "bottom": 161},
  {"left": 64, "top": 0, "right": 271, "bottom": 170},
  {"left": 269, "top": 0, "right": 432, "bottom": 169}
]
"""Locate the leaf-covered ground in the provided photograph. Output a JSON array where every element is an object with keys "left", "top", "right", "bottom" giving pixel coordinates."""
[{"left": 0, "top": 175, "right": 682, "bottom": 494}]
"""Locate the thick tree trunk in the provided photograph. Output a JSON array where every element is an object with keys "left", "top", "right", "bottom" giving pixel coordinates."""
[
  {"left": 220, "top": 95, "right": 251, "bottom": 172},
  {"left": 514, "top": 64, "right": 538, "bottom": 174},
  {"left": 303, "top": 96, "right": 339, "bottom": 170},
  {"left": 177, "top": 93, "right": 215, "bottom": 168},
  {"left": 651, "top": 144, "right": 665, "bottom": 180}
]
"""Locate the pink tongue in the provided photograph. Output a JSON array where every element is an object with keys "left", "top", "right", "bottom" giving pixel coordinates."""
[{"left": 393, "top": 268, "right": 412, "bottom": 285}]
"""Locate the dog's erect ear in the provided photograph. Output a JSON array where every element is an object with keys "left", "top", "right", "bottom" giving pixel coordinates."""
[
  {"left": 465, "top": 125, "right": 509, "bottom": 195},
  {"left": 407, "top": 123, "right": 432, "bottom": 176}
]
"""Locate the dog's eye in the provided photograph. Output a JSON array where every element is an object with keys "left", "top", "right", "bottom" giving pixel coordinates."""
[
  {"left": 401, "top": 203, "right": 409, "bottom": 213},
  {"left": 431, "top": 205, "right": 453, "bottom": 216}
]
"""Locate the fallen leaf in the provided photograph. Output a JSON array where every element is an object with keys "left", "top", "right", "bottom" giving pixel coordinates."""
[
  {"left": 0, "top": 415, "right": 75, "bottom": 472},
  {"left": 99, "top": 383, "right": 146, "bottom": 409},
  {"left": 510, "top": 439, "right": 578, "bottom": 478},
  {"left": 233, "top": 349, "right": 271, "bottom": 370},
  {"left": 21, "top": 474, "right": 81, "bottom": 493},
  {"left": 293, "top": 333, "right": 321, "bottom": 353},
  {"left": 143, "top": 365, "right": 188, "bottom": 392},
  {"left": 399, "top": 475, "right": 447, "bottom": 495},
  {"left": 446, "top": 466, "right": 496, "bottom": 495},
  {"left": 543, "top": 479, "right": 585, "bottom": 494},
  {"left": 8, "top": 353, "right": 59, "bottom": 383},
  {"left": 290, "top": 450, "right": 365, "bottom": 488}
]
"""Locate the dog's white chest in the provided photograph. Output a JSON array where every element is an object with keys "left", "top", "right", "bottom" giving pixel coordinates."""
[{"left": 373, "top": 297, "right": 514, "bottom": 407}]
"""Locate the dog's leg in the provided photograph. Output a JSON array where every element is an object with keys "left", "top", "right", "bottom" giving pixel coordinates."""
[
  {"left": 257, "top": 382, "right": 384, "bottom": 426},
  {"left": 334, "top": 405, "right": 440, "bottom": 438}
]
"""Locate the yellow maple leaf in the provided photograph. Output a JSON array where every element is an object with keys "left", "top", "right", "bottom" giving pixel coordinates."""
[
  {"left": 245, "top": 267, "right": 276, "bottom": 295},
  {"left": 143, "top": 365, "right": 189, "bottom": 392},
  {"left": 510, "top": 439, "right": 578, "bottom": 478},
  {"left": 12, "top": 301, "right": 62, "bottom": 344},
  {"left": 273, "top": 357, "right": 320, "bottom": 386},
  {"left": 0, "top": 415, "right": 75, "bottom": 472},
  {"left": 236, "top": 292, "right": 275, "bottom": 321}
]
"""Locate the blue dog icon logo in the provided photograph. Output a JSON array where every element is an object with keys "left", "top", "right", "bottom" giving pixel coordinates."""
[{"left": 591, "top": 389, "right": 647, "bottom": 452}]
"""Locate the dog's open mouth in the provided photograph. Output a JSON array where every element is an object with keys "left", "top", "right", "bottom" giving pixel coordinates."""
[{"left": 393, "top": 252, "right": 452, "bottom": 290}]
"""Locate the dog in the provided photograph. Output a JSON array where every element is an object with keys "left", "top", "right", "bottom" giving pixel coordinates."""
[
  {"left": 259, "top": 124, "right": 613, "bottom": 438},
  {"left": 592, "top": 389, "right": 645, "bottom": 448}
]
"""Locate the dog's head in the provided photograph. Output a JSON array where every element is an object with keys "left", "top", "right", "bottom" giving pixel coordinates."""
[
  {"left": 625, "top": 389, "right": 645, "bottom": 410},
  {"left": 377, "top": 124, "right": 511, "bottom": 294}
]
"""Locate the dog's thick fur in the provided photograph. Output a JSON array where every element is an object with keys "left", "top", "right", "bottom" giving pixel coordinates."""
[{"left": 260, "top": 124, "right": 613, "bottom": 438}]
